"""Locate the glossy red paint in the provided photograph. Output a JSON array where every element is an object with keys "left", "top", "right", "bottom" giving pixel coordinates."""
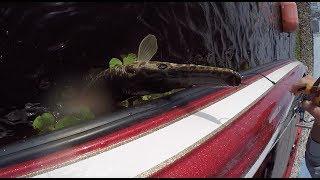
[
  {"left": 0, "top": 60, "right": 296, "bottom": 177},
  {"left": 283, "top": 126, "right": 302, "bottom": 178},
  {"left": 151, "top": 64, "right": 306, "bottom": 177}
]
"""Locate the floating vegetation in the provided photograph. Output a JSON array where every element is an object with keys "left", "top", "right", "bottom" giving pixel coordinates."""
[
  {"left": 32, "top": 112, "right": 56, "bottom": 132},
  {"left": 109, "top": 58, "right": 122, "bottom": 69},
  {"left": 32, "top": 106, "right": 95, "bottom": 133},
  {"left": 109, "top": 53, "right": 137, "bottom": 69}
]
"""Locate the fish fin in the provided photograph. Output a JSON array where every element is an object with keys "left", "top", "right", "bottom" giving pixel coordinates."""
[{"left": 137, "top": 34, "right": 158, "bottom": 61}]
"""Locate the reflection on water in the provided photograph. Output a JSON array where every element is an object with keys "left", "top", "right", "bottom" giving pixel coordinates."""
[{"left": 0, "top": 2, "right": 294, "bottom": 145}]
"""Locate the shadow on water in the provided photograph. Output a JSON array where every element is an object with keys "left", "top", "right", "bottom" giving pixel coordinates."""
[{"left": 0, "top": 2, "right": 294, "bottom": 145}]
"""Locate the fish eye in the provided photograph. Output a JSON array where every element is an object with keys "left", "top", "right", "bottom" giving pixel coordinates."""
[{"left": 157, "top": 63, "right": 168, "bottom": 70}]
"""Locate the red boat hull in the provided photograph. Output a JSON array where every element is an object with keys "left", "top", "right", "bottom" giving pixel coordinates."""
[{"left": 0, "top": 60, "right": 306, "bottom": 177}]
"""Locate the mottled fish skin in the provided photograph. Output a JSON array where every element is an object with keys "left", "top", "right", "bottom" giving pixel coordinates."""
[
  {"left": 104, "top": 34, "right": 241, "bottom": 96},
  {"left": 104, "top": 60, "right": 241, "bottom": 96}
]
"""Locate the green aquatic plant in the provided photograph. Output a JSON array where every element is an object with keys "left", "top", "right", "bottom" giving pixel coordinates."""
[
  {"left": 74, "top": 106, "right": 95, "bottom": 121},
  {"left": 109, "top": 58, "right": 122, "bottom": 69},
  {"left": 123, "top": 53, "right": 137, "bottom": 65},
  {"left": 54, "top": 115, "right": 80, "bottom": 130},
  {"left": 109, "top": 53, "right": 137, "bottom": 69},
  {"left": 32, "top": 112, "right": 56, "bottom": 132},
  {"left": 32, "top": 106, "right": 95, "bottom": 133},
  {"left": 54, "top": 106, "right": 95, "bottom": 130}
]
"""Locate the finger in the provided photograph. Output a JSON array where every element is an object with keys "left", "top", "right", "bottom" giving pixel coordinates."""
[
  {"left": 302, "top": 100, "right": 320, "bottom": 120},
  {"left": 290, "top": 80, "right": 309, "bottom": 95},
  {"left": 290, "top": 76, "right": 315, "bottom": 95},
  {"left": 290, "top": 83, "right": 307, "bottom": 95},
  {"left": 290, "top": 78, "right": 308, "bottom": 93}
]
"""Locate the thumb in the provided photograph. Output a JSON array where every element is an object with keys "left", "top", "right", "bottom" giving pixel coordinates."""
[{"left": 302, "top": 100, "right": 320, "bottom": 120}]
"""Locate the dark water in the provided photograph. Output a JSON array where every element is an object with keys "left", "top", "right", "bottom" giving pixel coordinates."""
[{"left": 0, "top": 2, "right": 294, "bottom": 146}]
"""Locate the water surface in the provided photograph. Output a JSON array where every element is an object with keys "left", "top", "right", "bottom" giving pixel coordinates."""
[{"left": 0, "top": 2, "right": 295, "bottom": 146}]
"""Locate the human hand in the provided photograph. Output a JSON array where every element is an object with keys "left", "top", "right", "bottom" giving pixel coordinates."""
[
  {"left": 291, "top": 75, "right": 320, "bottom": 143},
  {"left": 290, "top": 75, "right": 316, "bottom": 95},
  {"left": 290, "top": 75, "right": 320, "bottom": 118}
]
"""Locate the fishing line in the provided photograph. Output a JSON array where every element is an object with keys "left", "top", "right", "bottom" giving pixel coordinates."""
[
  {"left": 258, "top": 73, "right": 277, "bottom": 85},
  {"left": 241, "top": 71, "right": 277, "bottom": 85}
]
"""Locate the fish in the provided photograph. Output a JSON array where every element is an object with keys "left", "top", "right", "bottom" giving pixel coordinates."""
[{"left": 104, "top": 34, "right": 242, "bottom": 96}]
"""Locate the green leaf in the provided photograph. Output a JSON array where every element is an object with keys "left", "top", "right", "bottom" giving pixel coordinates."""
[
  {"left": 127, "top": 53, "right": 137, "bottom": 59},
  {"left": 32, "top": 113, "right": 56, "bottom": 132},
  {"left": 109, "top": 58, "right": 123, "bottom": 69},
  {"left": 123, "top": 53, "right": 137, "bottom": 65},
  {"left": 74, "top": 106, "right": 95, "bottom": 120},
  {"left": 54, "top": 106, "right": 95, "bottom": 130},
  {"left": 54, "top": 115, "right": 80, "bottom": 130}
]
